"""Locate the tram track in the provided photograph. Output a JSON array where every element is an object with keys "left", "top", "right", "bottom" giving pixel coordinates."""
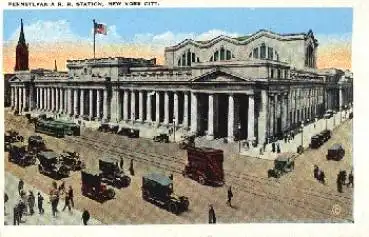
[{"left": 64, "top": 134, "right": 353, "bottom": 221}]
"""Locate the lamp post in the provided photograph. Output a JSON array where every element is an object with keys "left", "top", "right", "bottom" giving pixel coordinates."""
[
  {"left": 300, "top": 122, "right": 304, "bottom": 148},
  {"left": 173, "top": 117, "right": 176, "bottom": 142}
]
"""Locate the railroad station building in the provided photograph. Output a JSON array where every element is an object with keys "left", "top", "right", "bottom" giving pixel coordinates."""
[{"left": 7, "top": 20, "right": 353, "bottom": 145}]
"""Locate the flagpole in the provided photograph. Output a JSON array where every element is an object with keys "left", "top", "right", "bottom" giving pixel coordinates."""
[{"left": 93, "top": 19, "right": 96, "bottom": 59}]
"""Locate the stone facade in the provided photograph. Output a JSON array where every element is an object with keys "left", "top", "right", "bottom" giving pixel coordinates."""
[{"left": 7, "top": 27, "right": 353, "bottom": 146}]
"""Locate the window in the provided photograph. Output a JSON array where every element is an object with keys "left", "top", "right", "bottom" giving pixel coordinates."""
[
  {"left": 220, "top": 48, "right": 225, "bottom": 61},
  {"left": 284, "top": 70, "right": 288, "bottom": 78},
  {"left": 268, "top": 47, "right": 273, "bottom": 60},
  {"left": 214, "top": 51, "right": 219, "bottom": 61},
  {"left": 182, "top": 54, "right": 186, "bottom": 66},
  {"left": 249, "top": 52, "right": 252, "bottom": 58},
  {"left": 260, "top": 44, "right": 266, "bottom": 59},
  {"left": 277, "top": 69, "right": 281, "bottom": 78},
  {"left": 197, "top": 57, "right": 200, "bottom": 62},
  {"left": 192, "top": 53, "right": 196, "bottom": 62},
  {"left": 271, "top": 68, "right": 274, "bottom": 78},
  {"left": 187, "top": 50, "right": 191, "bottom": 66},
  {"left": 210, "top": 56, "right": 213, "bottom": 62},
  {"left": 178, "top": 59, "right": 181, "bottom": 67},
  {"left": 253, "top": 48, "right": 259, "bottom": 59},
  {"left": 226, "top": 50, "right": 232, "bottom": 60},
  {"left": 178, "top": 50, "right": 197, "bottom": 67}
]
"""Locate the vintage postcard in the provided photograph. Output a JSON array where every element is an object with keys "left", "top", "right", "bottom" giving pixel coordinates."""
[{"left": 1, "top": 0, "right": 366, "bottom": 236}]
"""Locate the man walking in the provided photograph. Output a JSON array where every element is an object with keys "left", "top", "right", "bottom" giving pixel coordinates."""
[
  {"left": 18, "top": 179, "right": 24, "bottom": 195},
  {"left": 129, "top": 159, "right": 135, "bottom": 176},
  {"left": 82, "top": 209, "right": 90, "bottom": 225},
  {"left": 28, "top": 191, "right": 35, "bottom": 215},
  {"left": 37, "top": 192, "right": 44, "bottom": 214},
  {"left": 226, "top": 186, "right": 233, "bottom": 207},
  {"left": 13, "top": 203, "right": 20, "bottom": 225},
  {"left": 347, "top": 170, "right": 354, "bottom": 188},
  {"left": 313, "top": 165, "right": 319, "bottom": 179},
  {"left": 119, "top": 157, "right": 124, "bottom": 171},
  {"left": 68, "top": 186, "right": 74, "bottom": 208},
  {"left": 62, "top": 192, "right": 72, "bottom": 212},
  {"left": 208, "top": 204, "right": 216, "bottom": 224},
  {"left": 337, "top": 173, "right": 343, "bottom": 193}
]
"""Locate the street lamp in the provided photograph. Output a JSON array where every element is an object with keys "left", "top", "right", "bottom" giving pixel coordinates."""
[{"left": 173, "top": 117, "right": 176, "bottom": 142}]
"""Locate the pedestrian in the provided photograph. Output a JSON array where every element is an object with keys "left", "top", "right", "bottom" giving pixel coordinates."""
[
  {"left": 4, "top": 193, "right": 8, "bottom": 214},
  {"left": 18, "top": 179, "right": 24, "bottom": 195},
  {"left": 169, "top": 174, "right": 173, "bottom": 180},
  {"left": 20, "top": 190, "right": 28, "bottom": 215},
  {"left": 58, "top": 181, "right": 66, "bottom": 195},
  {"left": 342, "top": 171, "right": 347, "bottom": 186},
  {"left": 263, "top": 142, "right": 267, "bottom": 152},
  {"left": 17, "top": 199, "right": 25, "bottom": 221},
  {"left": 337, "top": 173, "right": 343, "bottom": 193},
  {"left": 82, "top": 209, "right": 90, "bottom": 225},
  {"left": 348, "top": 171, "right": 354, "bottom": 188},
  {"left": 62, "top": 192, "right": 71, "bottom": 212},
  {"left": 68, "top": 186, "right": 74, "bottom": 208},
  {"left": 129, "top": 159, "right": 135, "bottom": 176},
  {"left": 208, "top": 204, "right": 216, "bottom": 224},
  {"left": 272, "top": 142, "right": 276, "bottom": 153},
  {"left": 50, "top": 183, "right": 59, "bottom": 217},
  {"left": 28, "top": 191, "right": 35, "bottom": 215},
  {"left": 119, "top": 157, "right": 124, "bottom": 170},
  {"left": 284, "top": 135, "right": 287, "bottom": 143},
  {"left": 319, "top": 171, "right": 326, "bottom": 185},
  {"left": 313, "top": 165, "right": 319, "bottom": 179},
  {"left": 291, "top": 131, "right": 295, "bottom": 140},
  {"left": 226, "top": 186, "right": 233, "bottom": 207},
  {"left": 277, "top": 143, "right": 281, "bottom": 153},
  {"left": 13, "top": 203, "right": 20, "bottom": 225},
  {"left": 37, "top": 192, "right": 44, "bottom": 214}
]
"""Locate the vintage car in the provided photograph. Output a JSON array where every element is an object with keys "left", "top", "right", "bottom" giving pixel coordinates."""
[
  {"left": 268, "top": 153, "right": 296, "bottom": 178},
  {"left": 183, "top": 147, "right": 224, "bottom": 186},
  {"left": 179, "top": 135, "right": 195, "bottom": 150},
  {"left": 310, "top": 135, "right": 324, "bottom": 149},
  {"left": 8, "top": 142, "right": 37, "bottom": 167},
  {"left": 81, "top": 169, "right": 116, "bottom": 201},
  {"left": 98, "top": 123, "right": 111, "bottom": 133},
  {"left": 326, "top": 144, "right": 345, "bottom": 161},
  {"left": 38, "top": 151, "right": 70, "bottom": 178},
  {"left": 320, "top": 130, "right": 332, "bottom": 142},
  {"left": 60, "top": 151, "right": 85, "bottom": 171},
  {"left": 142, "top": 173, "right": 189, "bottom": 215},
  {"left": 5, "top": 130, "right": 24, "bottom": 143},
  {"left": 324, "top": 110, "right": 334, "bottom": 119},
  {"left": 153, "top": 133, "right": 169, "bottom": 143},
  {"left": 98, "top": 156, "right": 131, "bottom": 188},
  {"left": 117, "top": 127, "right": 140, "bottom": 138},
  {"left": 28, "top": 135, "right": 46, "bottom": 153}
]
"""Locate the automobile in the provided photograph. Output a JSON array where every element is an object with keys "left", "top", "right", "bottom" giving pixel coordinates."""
[
  {"left": 179, "top": 135, "right": 195, "bottom": 150},
  {"left": 8, "top": 142, "right": 37, "bottom": 167},
  {"left": 98, "top": 123, "right": 111, "bottom": 133},
  {"left": 326, "top": 144, "right": 345, "bottom": 161},
  {"left": 310, "top": 135, "right": 324, "bottom": 149},
  {"left": 324, "top": 110, "right": 334, "bottom": 119},
  {"left": 267, "top": 153, "right": 296, "bottom": 178},
  {"left": 60, "top": 151, "right": 85, "bottom": 171},
  {"left": 117, "top": 127, "right": 140, "bottom": 138},
  {"left": 28, "top": 135, "right": 46, "bottom": 153},
  {"left": 153, "top": 133, "right": 169, "bottom": 143},
  {"left": 81, "top": 169, "right": 116, "bottom": 201},
  {"left": 320, "top": 130, "right": 332, "bottom": 142},
  {"left": 98, "top": 156, "right": 131, "bottom": 188},
  {"left": 38, "top": 151, "right": 70, "bottom": 178},
  {"left": 142, "top": 173, "right": 189, "bottom": 215},
  {"left": 183, "top": 147, "right": 224, "bottom": 186}
]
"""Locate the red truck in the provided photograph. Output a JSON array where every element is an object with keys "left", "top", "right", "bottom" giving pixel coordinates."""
[{"left": 183, "top": 147, "right": 224, "bottom": 186}]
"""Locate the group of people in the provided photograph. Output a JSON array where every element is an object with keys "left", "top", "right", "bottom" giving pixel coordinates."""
[
  {"left": 13, "top": 179, "right": 45, "bottom": 225},
  {"left": 337, "top": 170, "right": 354, "bottom": 193}
]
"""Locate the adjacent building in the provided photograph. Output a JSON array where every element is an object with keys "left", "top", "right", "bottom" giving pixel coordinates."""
[{"left": 6, "top": 20, "right": 353, "bottom": 146}]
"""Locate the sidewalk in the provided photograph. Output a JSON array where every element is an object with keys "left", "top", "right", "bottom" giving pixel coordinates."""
[
  {"left": 4, "top": 172, "right": 101, "bottom": 225},
  {"left": 241, "top": 109, "right": 352, "bottom": 160}
]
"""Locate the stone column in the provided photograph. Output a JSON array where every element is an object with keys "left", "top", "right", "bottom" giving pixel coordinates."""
[
  {"left": 80, "top": 89, "right": 84, "bottom": 117},
  {"left": 248, "top": 95, "right": 255, "bottom": 140},
  {"left": 190, "top": 92, "right": 197, "bottom": 133},
  {"left": 339, "top": 88, "right": 343, "bottom": 110},
  {"left": 123, "top": 90, "right": 128, "bottom": 121},
  {"left": 269, "top": 95, "right": 274, "bottom": 137},
  {"left": 174, "top": 92, "right": 179, "bottom": 126},
  {"left": 258, "top": 90, "right": 268, "bottom": 145},
  {"left": 59, "top": 88, "right": 63, "bottom": 113},
  {"left": 139, "top": 91, "right": 143, "bottom": 122},
  {"left": 207, "top": 94, "right": 214, "bottom": 139},
  {"left": 183, "top": 92, "right": 189, "bottom": 129},
  {"left": 164, "top": 91, "right": 169, "bottom": 124},
  {"left": 55, "top": 88, "right": 59, "bottom": 112},
  {"left": 64, "top": 89, "right": 69, "bottom": 114},
  {"left": 131, "top": 90, "right": 136, "bottom": 121},
  {"left": 146, "top": 91, "right": 152, "bottom": 122},
  {"left": 274, "top": 94, "right": 278, "bottom": 133},
  {"left": 96, "top": 89, "right": 101, "bottom": 119},
  {"left": 18, "top": 87, "right": 22, "bottom": 112},
  {"left": 89, "top": 89, "right": 93, "bottom": 119},
  {"left": 39, "top": 88, "right": 43, "bottom": 110},
  {"left": 155, "top": 92, "right": 160, "bottom": 124},
  {"left": 51, "top": 88, "right": 55, "bottom": 112},
  {"left": 73, "top": 89, "right": 78, "bottom": 116},
  {"left": 110, "top": 89, "right": 119, "bottom": 123},
  {"left": 22, "top": 87, "right": 27, "bottom": 112},
  {"left": 103, "top": 89, "right": 108, "bottom": 120},
  {"left": 10, "top": 87, "right": 14, "bottom": 108},
  {"left": 227, "top": 94, "right": 234, "bottom": 142},
  {"left": 15, "top": 87, "right": 19, "bottom": 112},
  {"left": 35, "top": 88, "right": 39, "bottom": 110}
]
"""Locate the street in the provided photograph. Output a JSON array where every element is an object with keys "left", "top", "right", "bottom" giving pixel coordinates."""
[{"left": 4, "top": 110, "right": 353, "bottom": 224}]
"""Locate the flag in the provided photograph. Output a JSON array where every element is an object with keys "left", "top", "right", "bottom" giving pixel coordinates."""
[{"left": 94, "top": 22, "right": 107, "bottom": 35}]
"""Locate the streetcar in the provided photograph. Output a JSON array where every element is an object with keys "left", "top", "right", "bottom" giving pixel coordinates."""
[
  {"left": 53, "top": 119, "right": 80, "bottom": 136},
  {"left": 35, "top": 120, "right": 65, "bottom": 138}
]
